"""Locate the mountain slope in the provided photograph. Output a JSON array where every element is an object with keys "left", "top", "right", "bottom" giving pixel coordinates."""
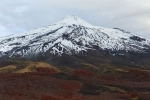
[{"left": 0, "top": 15, "right": 150, "bottom": 58}]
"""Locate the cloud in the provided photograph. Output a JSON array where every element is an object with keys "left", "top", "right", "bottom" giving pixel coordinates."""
[
  {"left": 0, "top": 0, "right": 150, "bottom": 39},
  {"left": 0, "top": 24, "right": 11, "bottom": 36},
  {"left": 14, "top": 6, "right": 29, "bottom": 13}
]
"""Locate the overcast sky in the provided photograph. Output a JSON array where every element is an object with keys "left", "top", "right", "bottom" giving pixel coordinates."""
[{"left": 0, "top": 0, "right": 150, "bottom": 39}]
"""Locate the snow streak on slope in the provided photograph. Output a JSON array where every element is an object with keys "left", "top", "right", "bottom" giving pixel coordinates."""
[{"left": 0, "top": 15, "right": 150, "bottom": 57}]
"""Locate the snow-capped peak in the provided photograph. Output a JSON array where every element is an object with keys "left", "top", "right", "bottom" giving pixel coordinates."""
[
  {"left": 0, "top": 15, "right": 150, "bottom": 58},
  {"left": 56, "top": 15, "right": 92, "bottom": 27}
]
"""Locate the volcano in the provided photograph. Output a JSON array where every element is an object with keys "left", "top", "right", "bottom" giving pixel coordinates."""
[{"left": 0, "top": 15, "right": 150, "bottom": 59}]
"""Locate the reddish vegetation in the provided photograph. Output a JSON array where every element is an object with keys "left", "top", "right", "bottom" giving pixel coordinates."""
[
  {"left": 73, "top": 69, "right": 96, "bottom": 78},
  {"left": 0, "top": 67, "right": 150, "bottom": 99},
  {"left": 62, "top": 81, "right": 81, "bottom": 91},
  {"left": 127, "top": 69, "right": 150, "bottom": 82},
  {"left": 128, "top": 91, "right": 139, "bottom": 98},
  {"left": 41, "top": 95, "right": 59, "bottom": 100},
  {"left": 119, "top": 91, "right": 139, "bottom": 99},
  {"left": 0, "top": 73, "right": 81, "bottom": 100},
  {"left": 36, "top": 67, "right": 58, "bottom": 74},
  {"left": 100, "top": 74, "right": 120, "bottom": 81}
]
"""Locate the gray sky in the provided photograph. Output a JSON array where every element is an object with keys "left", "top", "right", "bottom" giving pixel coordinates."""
[{"left": 0, "top": 0, "right": 150, "bottom": 39}]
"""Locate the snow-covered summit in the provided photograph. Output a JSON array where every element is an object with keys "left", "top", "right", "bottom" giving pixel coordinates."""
[
  {"left": 0, "top": 15, "right": 150, "bottom": 58},
  {"left": 56, "top": 15, "right": 92, "bottom": 27}
]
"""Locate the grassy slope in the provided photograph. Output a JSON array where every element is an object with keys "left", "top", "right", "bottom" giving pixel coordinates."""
[
  {"left": 0, "top": 57, "right": 150, "bottom": 99},
  {"left": 0, "top": 60, "right": 60, "bottom": 73}
]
